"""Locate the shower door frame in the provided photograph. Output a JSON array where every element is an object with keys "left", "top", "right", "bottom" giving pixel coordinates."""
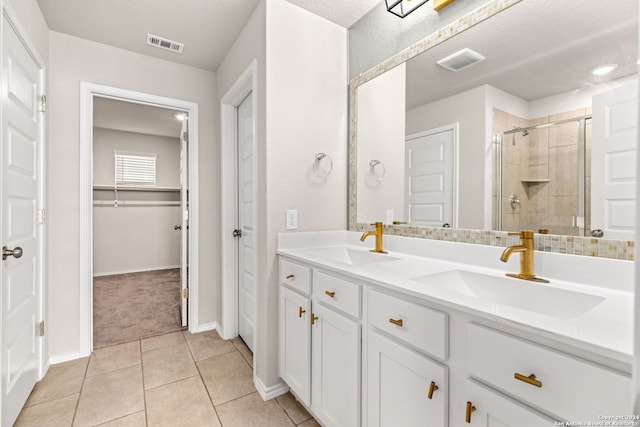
[{"left": 494, "top": 114, "right": 591, "bottom": 235}]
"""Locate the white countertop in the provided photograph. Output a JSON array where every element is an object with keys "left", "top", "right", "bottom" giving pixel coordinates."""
[{"left": 277, "top": 231, "right": 634, "bottom": 366}]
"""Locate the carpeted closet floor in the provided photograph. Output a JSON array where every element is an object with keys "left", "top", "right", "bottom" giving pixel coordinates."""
[{"left": 93, "top": 268, "right": 184, "bottom": 349}]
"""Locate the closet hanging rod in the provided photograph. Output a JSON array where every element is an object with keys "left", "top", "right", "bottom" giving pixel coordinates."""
[
  {"left": 93, "top": 185, "right": 180, "bottom": 192},
  {"left": 500, "top": 114, "right": 592, "bottom": 136}
]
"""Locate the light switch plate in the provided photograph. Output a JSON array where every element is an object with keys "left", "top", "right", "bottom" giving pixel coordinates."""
[{"left": 286, "top": 209, "right": 298, "bottom": 230}]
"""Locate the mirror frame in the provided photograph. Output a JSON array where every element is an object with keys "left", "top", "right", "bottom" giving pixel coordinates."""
[{"left": 348, "top": 0, "right": 635, "bottom": 261}]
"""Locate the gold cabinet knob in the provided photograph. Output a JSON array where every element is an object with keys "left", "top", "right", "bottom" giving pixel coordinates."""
[
  {"left": 311, "top": 313, "right": 318, "bottom": 325},
  {"left": 514, "top": 373, "right": 542, "bottom": 388},
  {"left": 427, "top": 381, "right": 439, "bottom": 399},
  {"left": 285, "top": 274, "right": 294, "bottom": 279},
  {"left": 298, "top": 307, "right": 306, "bottom": 318},
  {"left": 465, "top": 401, "right": 476, "bottom": 423},
  {"left": 389, "top": 318, "right": 403, "bottom": 327},
  {"left": 325, "top": 290, "right": 335, "bottom": 298}
]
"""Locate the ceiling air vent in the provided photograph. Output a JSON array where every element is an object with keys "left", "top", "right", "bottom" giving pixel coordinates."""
[
  {"left": 436, "top": 48, "right": 485, "bottom": 72},
  {"left": 146, "top": 34, "right": 184, "bottom": 54}
]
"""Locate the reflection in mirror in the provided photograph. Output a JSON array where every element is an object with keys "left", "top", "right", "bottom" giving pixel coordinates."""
[{"left": 353, "top": 0, "right": 638, "bottom": 240}]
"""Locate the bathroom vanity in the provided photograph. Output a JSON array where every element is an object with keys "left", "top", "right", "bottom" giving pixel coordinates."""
[{"left": 277, "top": 231, "right": 633, "bottom": 427}]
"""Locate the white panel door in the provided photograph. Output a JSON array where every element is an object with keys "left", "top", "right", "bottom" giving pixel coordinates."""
[
  {"left": 592, "top": 81, "right": 637, "bottom": 240},
  {"left": 405, "top": 124, "right": 457, "bottom": 227},
  {"left": 279, "top": 286, "right": 311, "bottom": 406},
  {"left": 1, "top": 16, "right": 43, "bottom": 426},
  {"left": 367, "top": 330, "right": 447, "bottom": 427},
  {"left": 311, "top": 304, "right": 360, "bottom": 427},
  {"left": 237, "top": 92, "right": 255, "bottom": 351},
  {"left": 179, "top": 116, "right": 188, "bottom": 327}
]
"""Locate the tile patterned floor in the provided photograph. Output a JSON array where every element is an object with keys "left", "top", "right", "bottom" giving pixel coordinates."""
[{"left": 15, "top": 331, "right": 319, "bottom": 427}]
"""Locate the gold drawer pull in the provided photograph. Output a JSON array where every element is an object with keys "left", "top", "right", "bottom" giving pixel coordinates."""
[
  {"left": 311, "top": 313, "right": 318, "bottom": 325},
  {"left": 465, "top": 401, "right": 476, "bottom": 423},
  {"left": 389, "top": 318, "right": 403, "bottom": 327},
  {"left": 298, "top": 307, "right": 306, "bottom": 318},
  {"left": 427, "top": 381, "right": 439, "bottom": 399},
  {"left": 285, "top": 274, "right": 294, "bottom": 279},
  {"left": 325, "top": 290, "right": 336, "bottom": 298},
  {"left": 514, "top": 373, "right": 542, "bottom": 388}
]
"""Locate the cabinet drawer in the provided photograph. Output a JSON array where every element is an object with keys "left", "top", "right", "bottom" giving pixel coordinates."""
[
  {"left": 280, "top": 257, "right": 311, "bottom": 295},
  {"left": 467, "top": 323, "right": 631, "bottom": 422},
  {"left": 368, "top": 290, "right": 448, "bottom": 360},
  {"left": 313, "top": 270, "right": 361, "bottom": 318},
  {"left": 465, "top": 380, "right": 558, "bottom": 426}
]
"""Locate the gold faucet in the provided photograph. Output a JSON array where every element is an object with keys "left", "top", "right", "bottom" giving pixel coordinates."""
[
  {"left": 360, "top": 222, "right": 387, "bottom": 254},
  {"left": 500, "top": 230, "right": 548, "bottom": 283}
]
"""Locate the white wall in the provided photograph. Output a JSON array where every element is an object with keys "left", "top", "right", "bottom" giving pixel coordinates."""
[
  {"left": 215, "top": 0, "right": 348, "bottom": 392},
  {"left": 47, "top": 31, "right": 217, "bottom": 358},
  {"left": 406, "top": 85, "right": 487, "bottom": 229},
  {"left": 357, "top": 63, "right": 406, "bottom": 224},
  {"left": 93, "top": 128, "right": 180, "bottom": 275},
  {"left": 264, "top": 0, "right": 348, "bottom": 389}
]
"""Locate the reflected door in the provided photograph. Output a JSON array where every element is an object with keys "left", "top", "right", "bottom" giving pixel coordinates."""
[{"left": 405, "top": 124, "right": 457, "bottom": 227}]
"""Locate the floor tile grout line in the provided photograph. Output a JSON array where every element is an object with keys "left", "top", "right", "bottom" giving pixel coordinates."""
[
  {"left": 191, "top": 342, "right": 225, "bottom": 426},
  {"left": 70, "top": 355, "right": 91, "bottom": 426},
  {"left": 143, "top": 373, "right": 200, "bottom": 392},
  {"left": 137, "top": 339, "right": 149, "bottom": 427}
]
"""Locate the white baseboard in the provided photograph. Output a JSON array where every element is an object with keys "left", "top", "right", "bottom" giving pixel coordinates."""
[
  {"left": 189, "top": 321, "right": 218, "bottom": 334},
  {"left": 93, "top": 265, "right": 180, "bottom": 277},
  {"left": 254, "top": 375, "right": 289, "bottom": 401},
  {"left": 49, "top": 350, "right": 85, "bottom": 365}
]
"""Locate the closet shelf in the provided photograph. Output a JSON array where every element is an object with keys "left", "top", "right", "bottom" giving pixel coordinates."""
[
  {"left": 520, "top": 179, "right": 550, "bottom": 184},
  {"left": 93, "top": 185, "right": 180, "bottom": 192}
]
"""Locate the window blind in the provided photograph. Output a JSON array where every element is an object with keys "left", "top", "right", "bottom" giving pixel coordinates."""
[{"left": 114, "top": 152, "right": 157, "bottom": 186}]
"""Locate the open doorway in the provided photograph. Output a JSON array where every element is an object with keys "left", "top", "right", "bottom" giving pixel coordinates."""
[
  {"left": 79, "top": 82, "right": 200, "bottom": 355},
  {"left": 91, "top": 98, "right": 188, "bottom": 348}
]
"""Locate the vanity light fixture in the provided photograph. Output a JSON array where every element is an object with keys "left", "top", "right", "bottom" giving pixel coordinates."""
[
  {"left": 591, "top": 64, "right": 618, "bottom": 76},
  {"left": 386, "top": 0, "right": 430, "bottom": 18}
]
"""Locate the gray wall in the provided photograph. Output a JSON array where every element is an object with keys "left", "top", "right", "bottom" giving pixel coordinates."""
[{"left": 348, "top": 0, "right": 488, "bottom": 79}]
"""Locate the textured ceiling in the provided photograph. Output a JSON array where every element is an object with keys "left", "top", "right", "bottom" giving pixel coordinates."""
[
  {"left": 35, "top": 0, "right": 380, "bottom": 71},
  {"left": 405, "top": 0, "right": 638, "bottom": 109}
]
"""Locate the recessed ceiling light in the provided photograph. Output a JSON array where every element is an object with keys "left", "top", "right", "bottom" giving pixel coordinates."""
[{"left": 591, "top": 64, "right": 618, "bottom": 76}]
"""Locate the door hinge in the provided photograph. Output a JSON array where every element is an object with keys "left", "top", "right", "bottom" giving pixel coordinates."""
[
  {"left": 39, "top": 95, "right": 46, "bottom": 112},
  {"left": 37, "top": 209, "right": 46, "bottom": 225},
  {"left": 182, "top": 131, "right": 189, "bottom": 142},
  {"left": 183, "top": 288, "right": 189, "bottom": 299},
  {"left": 233, "top": 229, "right": 242, "bottom": 238},
  {"left": 38, "top": 321, "right": 45, "bottom": 337}
]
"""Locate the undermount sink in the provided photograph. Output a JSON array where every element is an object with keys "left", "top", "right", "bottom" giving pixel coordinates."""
[
  {"left": 300, "top": 247, "right": 399, "bottom": 266},
  {"left": 411, "top": 270, "right": 605, "bottom": 319}
]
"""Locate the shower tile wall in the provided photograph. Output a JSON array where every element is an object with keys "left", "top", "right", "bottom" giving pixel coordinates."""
[{"left": 493, "top": 107, "right": 590, "bottom": 236}]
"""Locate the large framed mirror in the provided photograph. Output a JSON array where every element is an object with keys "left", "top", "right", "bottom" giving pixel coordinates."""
[{"left": 349, "top": 0, "right": 638, "bottom": 250}]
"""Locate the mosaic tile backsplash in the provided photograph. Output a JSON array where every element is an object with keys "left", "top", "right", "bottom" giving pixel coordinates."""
[{"left": 352, "top": 223, "right": 634, "bottom": 261}]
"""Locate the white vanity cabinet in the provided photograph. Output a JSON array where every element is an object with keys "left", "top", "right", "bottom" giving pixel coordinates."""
[
  {"left": 278, "top": 252, "right": 632, "bottom": 427},
  {"left": 279, "top": 257, "right": 362, "bottom": 427}
]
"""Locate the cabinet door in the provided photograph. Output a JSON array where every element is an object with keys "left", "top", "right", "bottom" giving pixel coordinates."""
[
  {"left": 368, "top": 330, "right": 447, "bottom": 427},
  {"left": 279, "top": 286, "right": 311, "bottom": 406},
  {"left": 311, "top": 304, "right": 360, "bottom": 427},
  {"left": 464, "top": 380, "right": 558, "bottom": 427}
]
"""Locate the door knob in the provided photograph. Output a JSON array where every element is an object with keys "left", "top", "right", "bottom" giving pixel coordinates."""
[
  {"left": 174, "top": 225, "right": 182, "bottom": 230},
  {"left": 2, "top": 246, "right": 23, "bottom": 260}
]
